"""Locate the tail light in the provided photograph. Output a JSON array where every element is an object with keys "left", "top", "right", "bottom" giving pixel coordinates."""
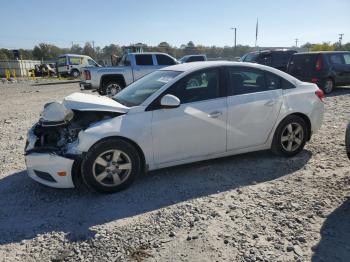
[
  {"left": 315, "top": 55, "right": 323, "bottom": 71},
  {"left": 311, "top": 77, "right": 319, "bottom": 83},
  {"left": 315, "top": 89, "right": 324, "bottom": 102},
  {"left": 84, "top": 70, "right": 91, "bottom": 80}
]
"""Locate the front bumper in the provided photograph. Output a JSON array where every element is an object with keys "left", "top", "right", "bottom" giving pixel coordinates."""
[{"left": 25, "top": 153, "right": 75, "bottom": 188}]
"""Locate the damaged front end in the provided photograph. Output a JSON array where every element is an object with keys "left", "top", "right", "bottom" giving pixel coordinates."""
[{"left": 25, "top": 100, "right": 124, "bottom": 188}]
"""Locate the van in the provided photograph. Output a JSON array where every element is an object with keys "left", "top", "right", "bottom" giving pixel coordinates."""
[
  {"left": 242, "top": 49, "right": 297, "bottom": 72},
  {"left": 57, "top": 54, "right": 100, "bottom": 78},
  {"left": 287, "top": 51, "right": 350, "bottom": 93}
]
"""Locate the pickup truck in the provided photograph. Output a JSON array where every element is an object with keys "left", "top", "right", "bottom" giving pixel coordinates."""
[{"left": 80, "top": 52, "right": 178, "bottom": 96}]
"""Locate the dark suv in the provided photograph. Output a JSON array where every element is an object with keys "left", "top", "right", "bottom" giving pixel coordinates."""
[
  {"left": 241, "top": 49, "right": 297, "bottom": 72},
  {"left": 287, "top": 51, "right": 350, "bottom": 94}
]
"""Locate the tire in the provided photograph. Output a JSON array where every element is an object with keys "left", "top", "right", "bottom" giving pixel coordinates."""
[
  {"left": 81, "top": 138, "right": 141, "bottom": 193},
  {"left": 99, "top": 81, "right": 124, "bottom": 96},
  {"left": 271, "top": 115, "right": 309, "bottom": 157},
  {"left": 321, "top": 78, "right": 334, "bottom": 94},
  {"left": 71, "top": 70, "right": 80, "bottom": 78},
  {"left": 346, "top": 122, "right": 350, "bottom": 159}
]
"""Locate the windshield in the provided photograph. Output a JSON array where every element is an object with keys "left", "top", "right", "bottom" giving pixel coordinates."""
[{"left": 114, "top": 70, "right": 182, "bottom": 106}]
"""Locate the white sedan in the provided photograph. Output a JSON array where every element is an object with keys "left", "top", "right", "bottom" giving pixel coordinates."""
[{"left": 25, "top": 61, "right": 324, "bottom": 193}]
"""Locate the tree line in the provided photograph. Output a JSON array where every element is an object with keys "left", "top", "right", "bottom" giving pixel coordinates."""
[{"left": 0, "top": 41, "right": 349, "bottom": 62}]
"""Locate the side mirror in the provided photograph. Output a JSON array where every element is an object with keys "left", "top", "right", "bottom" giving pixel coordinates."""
[{"left": 160, "top": 94, "right": 180, "bottom": 109}]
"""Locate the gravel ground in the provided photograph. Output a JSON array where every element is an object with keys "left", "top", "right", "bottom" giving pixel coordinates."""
[{"left": 0, "top": 82, "right": 349, "bottom": 262}]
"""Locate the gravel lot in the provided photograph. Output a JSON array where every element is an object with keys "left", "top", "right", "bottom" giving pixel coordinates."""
[{"left": 0, "top": 82, "right": 349, "bottom": 262}]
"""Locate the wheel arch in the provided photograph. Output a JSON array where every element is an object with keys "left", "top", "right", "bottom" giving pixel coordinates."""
[
  {"left": 278, "top": 112, "right": 312, "bottom": 141},
  {"left": 85, "top": 135, "right": 146, "bottom": 174},
  {"left": 100, "top": 74, "right": 126, "bottom": 89}
]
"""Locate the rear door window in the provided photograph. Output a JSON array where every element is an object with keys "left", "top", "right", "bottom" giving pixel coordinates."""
[
  {"left": 228, "top": 67, "right": 270, "bottom": 95},
  {"left": 156, "top": 54, "right": 176, "bottom": 65},
  {"left": 343, "top": 54, "right": 350, "bottom": 65},
  {"left": 69, "top": 56, "right": 82, "bottom": 65},
  {"left": 135, "top": 54, "right": 154, "bottom": 66},
  {"left": 329, "top": 54, "right": 344, "bottom": 65}
]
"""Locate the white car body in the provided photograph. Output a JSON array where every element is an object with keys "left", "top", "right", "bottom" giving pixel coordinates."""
[{"left": 25, "top": 62, "right": 324, "bottom": 189}]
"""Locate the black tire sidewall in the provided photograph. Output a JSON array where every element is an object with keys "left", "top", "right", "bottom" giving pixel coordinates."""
[
  {"left": 71, "top": 69, "right": 80, "bottom": 78},
  {"left": 321, "top": 78, "right": 334, "bottom": 94},
  {"left": 272, "top": 115, "right": 309, "bottom": 157},
  {"left": 81, "top": 139, "right": 141, "bottom": 193},
  {"left": 346, "top": 122, "right": 350, "bottom": 159}
]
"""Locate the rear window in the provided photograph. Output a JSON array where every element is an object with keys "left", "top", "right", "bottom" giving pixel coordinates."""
[
  {"left": 288, "top": 54, "right": 318, "bottom": 76},
  {"left": 57, "top": 57, "right": 67, "bottom": 66},
  {"left": 135, "top": 54, "right": 154, "bottom": 66}
]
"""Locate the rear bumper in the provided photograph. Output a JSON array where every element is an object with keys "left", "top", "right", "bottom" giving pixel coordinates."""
[
  {"left": 25, "top": 153, "right": 75, "bottom": 188},
  {"left": 80, "top": 82, "right": 93, "bottom": 90}
]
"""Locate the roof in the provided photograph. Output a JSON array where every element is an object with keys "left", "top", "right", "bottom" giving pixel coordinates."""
[
  {"left": 160, "top": 61, "right": 302, "bottom": 84},
  {"left": 294, "top": 51, "right": 350, "bottom": 55},
  {"left": 59, "top": 54, "right": 92, "bottom": 58}
]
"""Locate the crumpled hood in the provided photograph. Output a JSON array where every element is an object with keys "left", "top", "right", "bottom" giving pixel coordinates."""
[{"left": 62, "top": 92, "right": 129, "bottom": 113}]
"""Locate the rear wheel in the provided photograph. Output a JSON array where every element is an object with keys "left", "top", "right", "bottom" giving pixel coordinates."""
[
  {"left": 81, "top": 138, "right": 141, "bottom": 193},
  {"left": 321, "top": 78, "right": 334, "bottom": 94},
  {"left": 271, "top": 115, "right": 308, "bottom": 157},
  {"left": 99, "top": 81, "right": 124, "bottom": 96}
]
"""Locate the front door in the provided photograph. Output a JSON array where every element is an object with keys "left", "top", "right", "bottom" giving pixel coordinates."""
[
  {"left": 226, "top": 67, "right": 283, "bottom": 150},
  {"left": 151, "top": 68, "right": 227, "bottom": 164}
]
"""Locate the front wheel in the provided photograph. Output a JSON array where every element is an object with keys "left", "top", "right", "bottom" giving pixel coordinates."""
[
  {"left": 271, "top": 115, "right": 309, "bottom": 157},
  {"left": 71, "top": 70, "right": 80, "bottom": 78},
  {"left": 81, "top": 138, "right": 141, "bottom": 193}
]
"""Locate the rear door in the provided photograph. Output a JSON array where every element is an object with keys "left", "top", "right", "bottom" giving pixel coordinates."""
[
  {"left": 133, "top": 54, "right": 156, "bottom": 80},
  {"left": 226, "top": 66, "right": 283, "bottom": 150}
]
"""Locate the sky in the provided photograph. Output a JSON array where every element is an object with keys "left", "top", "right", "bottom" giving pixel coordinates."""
[{"left": 0, "top": 0, "right": 349, "bottom": 49}]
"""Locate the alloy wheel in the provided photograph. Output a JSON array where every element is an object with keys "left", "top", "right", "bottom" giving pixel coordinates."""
[
  {"left": 92, "top": 149, "right": 132, "bottom": 187},
  {"left": 281, "top": 123, "right": 304, "bottom": 152}
]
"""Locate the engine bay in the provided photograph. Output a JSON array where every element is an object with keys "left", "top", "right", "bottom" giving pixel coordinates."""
[{"left": 26, "top": 110, "right": 122, "bottom": 154}]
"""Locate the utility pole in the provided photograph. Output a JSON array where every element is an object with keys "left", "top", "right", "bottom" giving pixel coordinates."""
[
  {"left": 339, "top": 33, "right": 344, "bottom": 46},
  {"left": 230, "top": 27, "right": 237, "bottom": 54},
  {"left": 295, "top": 38, "right": 298, "bottom": 48}
]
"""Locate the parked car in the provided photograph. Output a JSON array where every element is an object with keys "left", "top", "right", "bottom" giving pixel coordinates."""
[
  {"left": 57, "top": 54, "right": 100, "bottom": 78},
  {"left": 25, "top": 61, "right": 324, "bottom": 193},
  {"left": 346, "top": 122, "right": 350, "bottom": 159},
  {"left": 80, "top": 52, "right": 178, "bottom": 96},
  {"left": 242, "top": 49, "right": 297, "bottom": 72},
  {"left": 179, "top": 54, "right": 207, "bottom": 63},
  {"left": 287, "top": 51, "right": 350, "bottom": 94}
]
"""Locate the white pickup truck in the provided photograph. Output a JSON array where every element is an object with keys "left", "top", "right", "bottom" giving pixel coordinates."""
[{"left": 80, "top": 52, "right": 178, "bottom": 95}]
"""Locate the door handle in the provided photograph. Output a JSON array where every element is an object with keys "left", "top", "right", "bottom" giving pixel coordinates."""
[
  {"left": 264, "top": 100, "right": 277, "bottom": 107},
  {"left": 208, "top": 111, "right": 222, "bottom": 118}
]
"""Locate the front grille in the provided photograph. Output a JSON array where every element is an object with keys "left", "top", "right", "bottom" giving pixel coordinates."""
[{"left": 34, "top": 170, "right": 57, "bottom": 183}]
